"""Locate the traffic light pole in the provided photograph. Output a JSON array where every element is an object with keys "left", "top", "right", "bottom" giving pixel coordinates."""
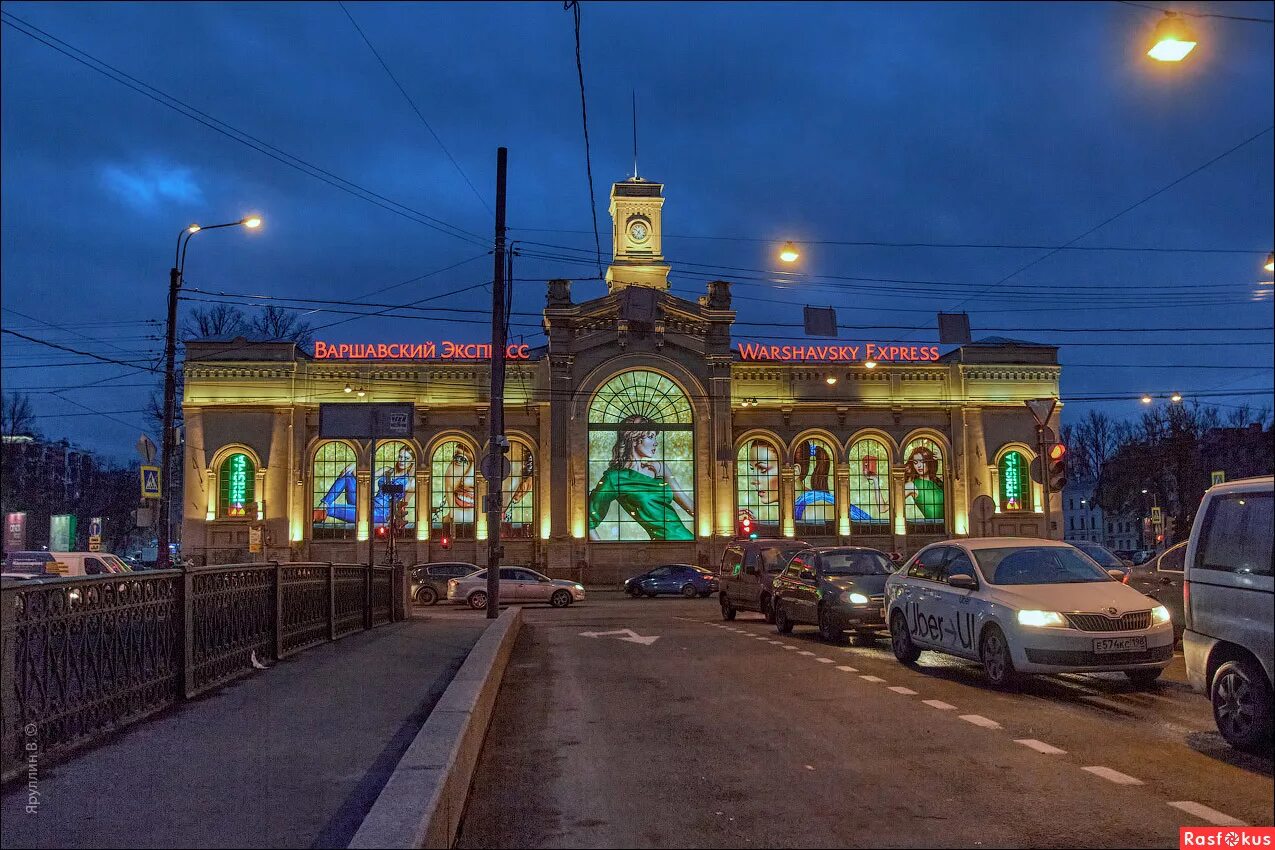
[
  {"left": 485, "top": 147, "right": 508, "bottom": 620},
  {"left": 1037, "top": 424, "right": 1052, "bottom": 539}
]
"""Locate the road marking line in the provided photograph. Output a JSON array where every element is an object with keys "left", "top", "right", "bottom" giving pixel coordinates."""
[
  {"left": 959, "top": 714, "right": 1001, "bottom": 729},
  {"left": 1167, "top": 802, "right": 1247, "bottom": 826},
  {"left": 859, "top": 675, "right": 886, "bottom": 683},
  {"left": 782, "top": 646, "right": 797, "bottom": 651},
  {"left": 1082, "top": 766, "right": 1143, "bottom": 785},
  {"left": 836, "top": 665, "right": 858, "bottom": 672},
  {"left": 887, "top": 686, "right": 918, "bottom": 695},
  {"left": 1014, "top": 739, "right": 1066, "bottom": 755},
  {"left": 798, "top": 651, "right": 816, "bottom": 656},
  {"left": 922, "top": 700, "right": 956, "bottom": 710},
  {"left": 816, "top": 658, "right": 835, "bottom": 663}
]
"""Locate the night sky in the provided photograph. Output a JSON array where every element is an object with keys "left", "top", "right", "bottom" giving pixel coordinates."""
[{"left": 2, "top": 1, "right": 1272, "bottom": 461}]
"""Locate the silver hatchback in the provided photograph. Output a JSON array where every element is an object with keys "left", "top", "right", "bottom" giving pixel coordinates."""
[{"left": 447, "top": 566, "right": 585, "bottom": 610}]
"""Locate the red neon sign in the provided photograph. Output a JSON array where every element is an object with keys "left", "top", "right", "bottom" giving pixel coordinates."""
[
  {"left": 314, "top": 341, "right": 532, "bottom": 361},
  {"left": 735, "top": 342, "right": 940, "bottom": 362}
]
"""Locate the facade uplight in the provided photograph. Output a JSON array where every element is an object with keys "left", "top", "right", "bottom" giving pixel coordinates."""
[
  {"left": 825, "top": 375, "right": 837, "bottom": 385},
  {"left": 864, "top": 360, "right": 877, "bottom": 369},
  {"left": 1147, "top": 13, "right": 1197, "bottom": 62},
  {"left": 343, "top": 383, "right": 353, "bottom": 394}
]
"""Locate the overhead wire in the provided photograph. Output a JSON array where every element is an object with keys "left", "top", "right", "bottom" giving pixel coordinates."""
[{"left": 563, "top": 0, "right": 604, "bottom": 280}]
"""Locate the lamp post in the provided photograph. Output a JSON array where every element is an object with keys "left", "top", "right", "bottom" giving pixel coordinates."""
[{"left": 157, "top": 216, "right": 262, "bottom": 570}]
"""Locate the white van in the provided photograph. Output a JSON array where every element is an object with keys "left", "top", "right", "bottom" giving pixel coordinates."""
[
  {"left": 1, "top": 551, "right": 133, "bottom": 579},
  {"left": 1182, "top": 476, "right": 1273, "bottom": 751}
]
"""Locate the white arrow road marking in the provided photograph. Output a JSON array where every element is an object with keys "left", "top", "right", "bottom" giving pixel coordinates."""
[{"left": 578, "top": 628, "right": 660, "bottom": 645}]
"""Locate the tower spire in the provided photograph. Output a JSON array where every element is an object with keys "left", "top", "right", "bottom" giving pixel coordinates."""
[{"left": 632, "top": 90, "right": 639, "bottom": 181}]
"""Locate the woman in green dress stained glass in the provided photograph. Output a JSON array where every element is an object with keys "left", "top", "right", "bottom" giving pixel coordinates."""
[
  {"left": 588, "top": 415, "right": 695, "bottom": 541},
  {"left": 903, "top": 445, "right": 944, "bottom": 522}
]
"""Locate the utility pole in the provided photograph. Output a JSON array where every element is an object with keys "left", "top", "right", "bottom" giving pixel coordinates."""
[
  {"left": 157, "top": 265, "right": 181, "bottom": 570},
  {"left": 1037, "top": 424, "right": 1051, "bottom": 539},
  {"left": 486, "top": 147, "right": 508, "bottom": 620}
]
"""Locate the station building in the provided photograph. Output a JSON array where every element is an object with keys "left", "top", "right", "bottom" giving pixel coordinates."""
[{"left": 181, "top": 176, "right": 1063, "bottom": 583}]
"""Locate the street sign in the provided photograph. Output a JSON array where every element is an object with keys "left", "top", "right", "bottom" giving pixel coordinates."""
[
  {"left": 141, "top": 466, "right": 162, "bottom": 499},
  {"left": 803, "top": 306, "right": 837, "bottom": 338},
  {"left": 1025, "top": 398, "right": 1057, "bottom": 426},
  {"left": 88, "top": 536, "right": 102, "bottom": 552},
  {"left": 89, "top": 517, "right": 102, "bottom": 538},
  {"left": 480, "top": 452, "right": 512, "bottom": 482},
  {"left": 1211, "top": 470, "right": 1226, "bottom": 486},
  {"left": 319, "top": 402, "right": 413, "bottom": 439},
  {"left": 134, "top": 507, "right": 154, "bottom": 528},
  {"left": 249, "top": 526, "right": 263, "bottom": 554},
  {"left": 1151, "top": 506, "right": 1162, "bottom": 525},
  {"left": 136, "top": 434, "right": 157, "bottom": 464}
]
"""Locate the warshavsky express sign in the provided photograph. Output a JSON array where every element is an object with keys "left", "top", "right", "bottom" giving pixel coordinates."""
[
  {"left": 735, "top": 342, "right": 941, "bottom": 362},
  {"left": 314, "top": 340, "right": 939, "bottom": 363}
]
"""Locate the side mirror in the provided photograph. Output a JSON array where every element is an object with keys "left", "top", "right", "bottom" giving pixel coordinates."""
[
  {"left": 947, "top": 574, "right": 978, "bottom": 591},
  {"left": 1107, "top": 569, "right": 1127, "bottom": 581}
]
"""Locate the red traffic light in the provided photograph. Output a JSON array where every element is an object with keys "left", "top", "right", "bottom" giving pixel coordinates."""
[
  {"left": 375, "top": 525, "right": 387, "bottom": 538},
  {"left": 1048, "top": 443, "right": 1067, "bottom": 461},
  {"left": 439, "top": 535, "right": 451, "bottom": 550}
]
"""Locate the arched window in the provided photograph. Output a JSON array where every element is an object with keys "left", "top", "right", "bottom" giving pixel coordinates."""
[
  {"left": 736, "top": 437, "right": 781, "bottom": 538},
  {"left": 587, "top": 370, "right": 694, "bottom": 542},
  {"left": 312, "top": 442, "right": 357, "bottom": 540},
  {"left": 501, "top": 440, "right": 535, "bottom": 539},
  {"left": 218, "top": 452, "right": 255, "bottom": 519},
  {"left": 902, "top": 437, "right": 947, "bottom": 533},
  {"left": 998, "top": 450, "right": 1031, "bottom": 512},
  {"left": 793, "top": 437, "right": 836, "bottom": 537},
  {"left": 431, "top": 440, "right": 476, "bottom": 540},
  {"left": 373, "top": 441, "right": 416, "bottom": 538},
  {"left": 848, "top": 438, "right": 891, "bottom": 535}
]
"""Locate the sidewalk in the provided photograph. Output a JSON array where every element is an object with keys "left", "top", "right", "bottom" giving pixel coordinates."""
[{"left": 0, "top": 613, "right": 489, "bottom": 849}]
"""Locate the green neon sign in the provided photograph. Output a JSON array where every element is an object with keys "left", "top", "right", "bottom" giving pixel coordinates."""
[
  {"left": 1001, "top": 452, "right": 1023, "bottom": 511},
  {"left": 228, "top": 454, "right": 250, "bottom": 517}
]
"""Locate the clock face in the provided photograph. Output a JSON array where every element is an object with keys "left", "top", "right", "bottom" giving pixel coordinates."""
[{"left": 629, "top": 220, "right": 649, "bottom": 243}]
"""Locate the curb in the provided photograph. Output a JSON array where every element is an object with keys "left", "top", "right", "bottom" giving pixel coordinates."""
[{"left": 349, "top": 605, "right": 523, "bottom": 849}]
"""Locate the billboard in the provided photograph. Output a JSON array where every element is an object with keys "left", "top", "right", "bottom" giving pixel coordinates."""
[
  {"left": 4, "top": 512, "right": 27, "bottom": 552},
  {"left": 50, "top": 514, "right": 77, "bottom": 551}
]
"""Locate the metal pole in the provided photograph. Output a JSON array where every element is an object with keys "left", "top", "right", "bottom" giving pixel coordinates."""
[
  {"left": 158, "top": 265, "right": 181, "bottom": 570},
  {"left": 486, "top": 147, "right": 508, "bottom": 620},
  {"left": 1038, "top": 424, "right": 1052, "bottom": 540}
]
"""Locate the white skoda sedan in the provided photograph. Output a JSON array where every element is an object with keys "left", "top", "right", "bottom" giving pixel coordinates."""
[{"left": 885, "top": 538, "right": 1174, "bottom": 688}]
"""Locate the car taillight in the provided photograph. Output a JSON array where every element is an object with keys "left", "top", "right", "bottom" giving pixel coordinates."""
[{"left": 1122, "top": 573, "right": 1129, "bottom": 585}]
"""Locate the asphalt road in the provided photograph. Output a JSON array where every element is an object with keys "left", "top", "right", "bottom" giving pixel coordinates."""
[{"left": 456, "top": 595, "right": 1273, "bottom": 849}]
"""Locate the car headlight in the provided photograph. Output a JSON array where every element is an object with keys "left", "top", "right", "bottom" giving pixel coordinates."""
[
  {"left": 1151, "top": 605, "right": 1171, "bottom": 625},
  {"left": 1017, "top": 610, "right": 1067, "bottom": 628},
  {"left": 573, "top": 583, "right": 585, "bottom": 591},
  {"left": 844, "top": 591, "right": 870, "bottom": 605}
]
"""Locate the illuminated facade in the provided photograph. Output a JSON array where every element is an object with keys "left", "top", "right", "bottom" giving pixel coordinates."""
[{"left": 182, "top": 177, "right": 1062, "bottom": 582}]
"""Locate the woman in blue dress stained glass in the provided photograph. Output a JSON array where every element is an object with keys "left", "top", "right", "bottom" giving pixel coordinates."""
[
  {"left": 314, "top": 445, "right": 415, "bottom": 528},
  {"left": 794, "top": 439, "right": 836, "bottom": 524}
]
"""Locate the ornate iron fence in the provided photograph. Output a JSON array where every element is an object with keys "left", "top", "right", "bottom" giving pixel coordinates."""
[{"left": 1, "top": 561, "right": 404, "bottom": 781}]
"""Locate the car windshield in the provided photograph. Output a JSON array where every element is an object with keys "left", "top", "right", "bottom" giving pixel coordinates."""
[
  {"left": 821, "top": 551, "right": 891, "bottom": 576},
  {"left": 1075, "top": 543, "right": 1122, "bottom": 568},
  {"left": 975, "top": 546, "right": 1113, "bottom": 585},
  {"left": 762, "top": 544, "right": 808, "bottom": 573}
]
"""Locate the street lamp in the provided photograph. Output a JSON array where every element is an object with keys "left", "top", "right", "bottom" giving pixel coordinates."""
[
  {"left": 1265, "top": 251, "right": 1274, "bottom": 272},
  {"left": 1147, "top": 12, "right": 1197, "bottom": 62},
  {"left": 1170, "top": 392, "right": 1183, "bottom": 403},
  {"left": 778, "top": 241, "right": 800, "bottom": 263},
  {"left": 1140, "top": 394, "right": 1153, "bottom": 404},
  {"left": 158, "top": 215, "right": 263, "bottom": 570}
]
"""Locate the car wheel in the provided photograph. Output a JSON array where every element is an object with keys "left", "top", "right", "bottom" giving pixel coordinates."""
[
  {"left": 720, "top": 595, "right": 737, "bottom": 621},
  {"left": 1125, "top": 668, "right": 1163, "bottom": 688},
  {"left": 980, "top": 625, "right": 1019, "bottom": 690},
  {"left": 774, "top": 602, "right": 794, "bottom": 634},
  {"left": 551, "top": 589, "right": 573, "bottom": 608},
  {"left": 762, "top": 594, "right": 776, "bottom": 624},
  {"left": 415, "top": 586, "right": 438, "bottom": 606},
  {"left": 680, "top": 584, "right": 698, "bottom": 599},
  {"left": 817, "top": 607, "right": 844, "bottom": 644},
  {"left": 1212, "top": 657, "right": 1274, "bottom": 752},
  {"left": 467, "top": 590, "right": 488, "bottom": 611},
  {"left": 627, "top": 585, "right": 643, "bottom": 598},
  {"left": 890, "top": 611, "right": 921, "bottom": 664},
  {"left": 645, "top": 587, "right": 659, "bottom": 598}
]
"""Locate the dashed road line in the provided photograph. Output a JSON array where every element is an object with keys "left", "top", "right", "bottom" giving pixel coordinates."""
[
  {"left": 887, "top": 686, "right": 918, "bottom": 695},
  {"left": 859, "top": 675, "right": 886, "bottom": 683},
  {"left": 1167, "top": 801, "right": 1247, "bottom": 826},
  {"left": 922, "top": 700, "right": 956, "bottom": 710},
  {"left": 958, "top": 714, "right": 1001, "bottom": 729},
  {"left": 1014, "top": 739, "right": 1066, "bottom": 755},
  {"left": 782, "top": 646, "right": 798, "bottom": 651},
  {"left": 835, "top": 665, "right": 858, "bottom": 672},
  {"left": 816, "top": 658, "right": 835, "bottom": 664},
  {"left": 798, "top": 651, "right": 816, "bottom": 656},
  {"left": 1082, "top": 766, "right": 1143, "bottom": 785}
]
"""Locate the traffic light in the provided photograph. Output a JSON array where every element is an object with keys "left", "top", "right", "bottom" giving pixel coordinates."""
[
  {"left": 1048, "top": 442, "right": 1067, "bottom": 491},
  {"left": 439, "top": 535, "right": 451, "bottom": 550},
  {"left": 738, "top": 515, "right": 757, "bottom": 540},
  {"left": 375, "top": 525, "right": 388, "bottom": 539}
]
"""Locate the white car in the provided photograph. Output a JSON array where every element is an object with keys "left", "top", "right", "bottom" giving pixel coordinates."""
[
  {"left": 447, "top": 566, "right": 585, "bottom": 610},
  {"left": 885, "top": 538, "right": 1174, "bottom": 688}
]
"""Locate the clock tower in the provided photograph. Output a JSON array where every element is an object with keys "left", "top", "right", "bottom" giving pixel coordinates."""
[{"left": 605, "top": 177, "right": 671, "bottom": 292}]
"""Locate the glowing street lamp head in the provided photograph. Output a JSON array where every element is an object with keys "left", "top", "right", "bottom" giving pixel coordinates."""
[
  {"left": 187, "top": 224, "right": 202, "bottom": 234},
  {"left": 1265, "top": 252, "right": 1274, "bottom": 273},
  {"left": 241, "top": 216, "right": 263, "bottom": 229},
  {"left": 1147, "top": 13, "right": 1197, "bottom": 62},
  {"left": 779, "top": 241, "right": 800, "bottom": 264},
  {"left": 1141, "top": 394, "right": 1153, "bottom": 404},
  {"left": 1170, "top": 392, "right": 1183, "bottom": 403}
]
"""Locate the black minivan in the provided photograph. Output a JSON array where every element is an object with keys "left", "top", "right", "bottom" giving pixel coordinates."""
[{"left": 718, "top": 538, "right": 810, "bottom": 622}]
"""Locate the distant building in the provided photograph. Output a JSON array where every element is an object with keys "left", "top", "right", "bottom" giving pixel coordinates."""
[
  {"left": 1200, "top": 423, "right": 1274, "bottom": 485},
  {"left": 1062, "top": 479, "right": 1103, "bottom": 545},
  {"left": 1, "top": 434, "right": 104, "bottom": 549}
]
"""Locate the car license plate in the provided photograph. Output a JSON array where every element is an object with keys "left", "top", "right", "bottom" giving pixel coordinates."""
[{"left": 1093, "top": 636, "right": 1146, "bottom": 654}]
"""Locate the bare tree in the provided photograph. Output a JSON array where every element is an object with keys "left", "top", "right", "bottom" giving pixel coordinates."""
[
  {"left": 247, "top": 305, "right": 314, "bottom": 350},
  {"left": 181, "top": 304, "right": 248, "bottom": 341},
  {"left": 1, "top": 391, "right": 38, "bottom": 437}
]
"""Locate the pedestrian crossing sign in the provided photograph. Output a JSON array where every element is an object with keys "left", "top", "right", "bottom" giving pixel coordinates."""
[{"left": 141, "top": 466, "right": 162, "bottom": 499}]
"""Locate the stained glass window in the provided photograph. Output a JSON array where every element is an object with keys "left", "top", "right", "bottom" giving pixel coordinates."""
[
  {"left": 736, "top": 437, "right": 781, "bottom": 539},
  {"left": 903, "top": 437, "right": 946, "bottom": 533},
  {"left": 218, "top": 452, "right": 254, "bottom": 519},
  {"left": 587, "top": 371, "right": 694, "bottom": 542},
  {"left": 373, "top": 441, "right": 416, "bottom": 538},
  {"left": 501, "top": 440, "right": 535, "bottom": 539},
  {"left": 793, "top": 437, "right": 836, "bottom": 537},
  {"left": 431, "top": 440, "right": 476, "bottom": 540},
  {"left": 998, "top": 450, "right": 1030, "bottom": 512},
  {"left": 848, "top": 438, "right": 891, "bottom": 535},
  {"left": 312, "top": 442, "right": 357, "bottom": 540}
]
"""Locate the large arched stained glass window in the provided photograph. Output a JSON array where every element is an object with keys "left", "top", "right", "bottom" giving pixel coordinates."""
[
  {"left": 431, "top": 440, "right": 476, "bottom": 540},
  {"left": 998, "top": 450, "right": 1031, "bottom": 512},
  {"left": 587, "top": 370, "right": 694, "bottom": 542},
  {"left": 218, "top": 452, "right": 255, "bottom": 519},
  {"left": 373, "top": 441, "right": 416, "bottom": 538},
  {"left": 848, "top": 438, "right": 891, "bottom": 535},
  {"left": 312, "top": 442, "right": 357, "bottom": 540},
  {"left": 736, "top": 438, "right": 781, "bottom": 539},
  {"left": 501, "top": 440, "right": 535, "bottom": 539},
  {"left": 903, "top": 437, "right": 947, "bottom": 533},
  {"left": 793, "top": 437, "right": 836, "bottom": 537}
]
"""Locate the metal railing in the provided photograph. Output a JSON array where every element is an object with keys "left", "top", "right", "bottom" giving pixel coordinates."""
[{"left": 1, "top": 561, "right": 403, "bottom": 781}]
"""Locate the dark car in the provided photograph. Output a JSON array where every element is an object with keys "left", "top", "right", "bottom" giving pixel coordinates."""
[
  {"left": 771, "top": 547, "right": 894, "bottom": 643},
  {"left": 719, "top": 538, "right": 811, "bottom": 623},
  {"left": 623, "top": 564, "right": 718, "bottom": 598},
  {"left": 1072, "top": 541, "right": 1132, "bottom": 581},
  {"left": 410, "top": 562, "right": 480, "bottom": 605},
  {"left": 1128, "top": 541, "right": 1186, "bottom": 644}
]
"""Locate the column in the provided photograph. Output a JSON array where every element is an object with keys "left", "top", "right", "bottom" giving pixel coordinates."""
[
  {"left": 356, "top": 469, "right": 371, "bottom": 551},
  {"left": 415, "top": 471, "right": 431, "bottom": 540},
  {"left": 950, "top": 408, "right": 968, "bottom": 537},
  {"left": 891, "top": 466, "right": 906, "bottom": 553},
  {"left": 780, "top": 463, "right": 796, "bottom": 538},
  {"left": 835, "top": 464, "right": 851, "bottom": 541}
]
